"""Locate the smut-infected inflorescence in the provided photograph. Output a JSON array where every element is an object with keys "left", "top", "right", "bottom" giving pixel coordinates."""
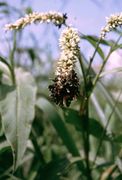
[{"left": 49, "top": 27, "right": 80, "bottom": 107}]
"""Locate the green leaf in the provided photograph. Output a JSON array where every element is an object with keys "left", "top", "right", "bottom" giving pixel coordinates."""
[
  {"left": 0, "top": 68, "right": 37, "bottom": 170},
  {"left": 81, "top": 35, "right": 114, "bottom": 46},
  {"left": 89, "top": 118, "right": 109, "bottom": 140},
  {"left": 81, "top": 35, "right": 105, "bottom": 59},
  {"left": 64, "top": 108, "right": 109, "bottom": 140},
  {"left": 63, "top": 108, "right": 83, "bottom": 132},
  {"left": 36, "top": 97, "right": 85, "bottom": 172}
]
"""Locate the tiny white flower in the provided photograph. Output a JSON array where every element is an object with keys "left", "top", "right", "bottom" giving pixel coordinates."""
[
  {"left": 100, "top": 12, "right": 122, "bottom": 39},
  {"left": 5, "top": 11, "right": 67, "bottom": 30},
  {"left": 55, "top": 27, "right": 80, "bottom": 78}
]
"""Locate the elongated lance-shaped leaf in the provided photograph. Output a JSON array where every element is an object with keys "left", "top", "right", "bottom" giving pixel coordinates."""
[
  {"left": 81, "top": 35, "right": 115, "bottom": 47},
  {"left": 0, "top": 68, "right": 37, "bottom": 170},
  {"left": 80, "top": 35, "right": 105, "bottom": 59},
  {"left": 36, "top": 97, "right": 85, "bottom": 173}
]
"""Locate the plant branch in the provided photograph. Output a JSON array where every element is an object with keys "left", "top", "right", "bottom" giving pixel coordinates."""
[
  {"left": 80, "top": 94, "right": 92, "bottom": 179},
  {"left": 78, "top": 53, "right": 87, "bottom": 90},
  {"left": 86, "top": 38, "right": 102, "bottom": 76}
]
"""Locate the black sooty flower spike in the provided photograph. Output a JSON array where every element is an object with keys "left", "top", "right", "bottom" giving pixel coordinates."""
[{"left": 48, "top": 27, "right": 80, "bottom": 107}]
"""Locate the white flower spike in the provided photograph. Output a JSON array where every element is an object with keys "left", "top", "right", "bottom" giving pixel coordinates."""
[
  {"left": 5, "top": 11, "right": 67, "bottom": 30},
  {"left": 100, "top": 13, "right": 122, "bottom": 39}
]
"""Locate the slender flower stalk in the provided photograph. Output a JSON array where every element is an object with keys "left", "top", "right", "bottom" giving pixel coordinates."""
[
  {"left": 49, "top": 27, "right": 80, "bottom": 106},
  {"left": 100, "top": 12, "right": 122, "bottom": 39},
  {"left": 5, "top": 11, "right": 67, "bottom": 30}
]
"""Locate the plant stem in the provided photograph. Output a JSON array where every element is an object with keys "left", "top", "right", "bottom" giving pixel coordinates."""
[
  {"left": 86, "top": 38, "right": 101, "bottom": 76},
  {"left": 80, "top": 94, "right": 92, "bottom": 180},
  {"left": 78, "top": 53, "right": 87, "bottom": 89},
  {"left": 85, "top": 102, "right": 91, "bottom": 179},
  {"left": 79, "top": 53, "right": 92, "bottom": 179},
  {"left": 9, "top": 31, "right": 17, "bottom": 85},
  {"left": 93, "top": 47, "right": 112, "bottom": 87}
]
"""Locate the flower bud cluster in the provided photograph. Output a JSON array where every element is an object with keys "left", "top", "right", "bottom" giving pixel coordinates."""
[
  {"left": 49, "top": 27, "right": 80, "bottom": 106},
  {"left": 5, "top": 11, "right": 67, "bottom": 30},
  {"left": 100, "top": 13, "right": 122, "bottom": 39}
]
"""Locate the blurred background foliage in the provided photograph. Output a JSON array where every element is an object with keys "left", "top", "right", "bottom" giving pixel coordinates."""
[{"left": 0, "top": 0, "right": 122, "bottom": 180}]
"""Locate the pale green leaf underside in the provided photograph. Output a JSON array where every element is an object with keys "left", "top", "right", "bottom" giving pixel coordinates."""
[{"left": 0, "top": 68, "right": 37, "bottom": 170}]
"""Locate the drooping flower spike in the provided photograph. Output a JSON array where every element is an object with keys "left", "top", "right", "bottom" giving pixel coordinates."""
[
  {"left": 49, "top": 27, "right": 80, "bottom": 107},
  {"left": 5, "top": 11, "right": 67, "bottom": 30},
  {"left": 100, "top": 13, "right": 122, "bottom": 39}
]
